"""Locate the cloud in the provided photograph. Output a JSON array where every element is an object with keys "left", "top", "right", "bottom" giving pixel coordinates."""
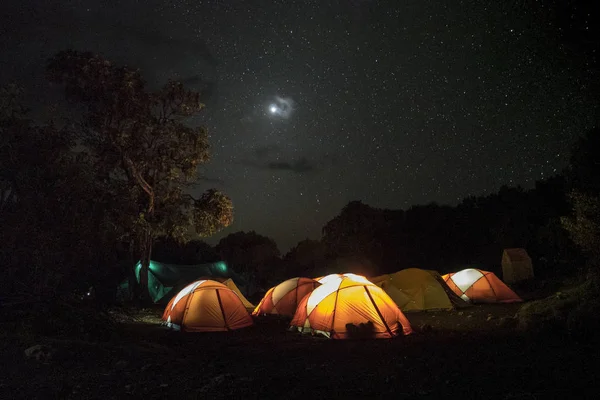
[
  {"left": 267, "top": 157, "right": 315, "bottom": 173},
  {"left": 240, "top": 151, "right": 318, "bottom": 175},
  {"left": 111, "top": 24, "right": 218, "bottom": 66},
  {"left": 242, "top": 146, "right": 335, "bottom": 174},
  {"left": 253, "top": 144, "right": 280, "bottom": 159},
  {"left": 178, "top": 75, "right": 217, "bottom": 103}
]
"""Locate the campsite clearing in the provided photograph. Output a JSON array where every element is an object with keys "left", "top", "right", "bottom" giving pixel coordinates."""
[{"left": 1, "top": 302, "right": 596, "bottom": 399}]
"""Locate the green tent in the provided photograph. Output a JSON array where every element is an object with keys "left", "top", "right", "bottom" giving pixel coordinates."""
[{"left": 118, "top": 260, "right": 237, "bottom": 304}]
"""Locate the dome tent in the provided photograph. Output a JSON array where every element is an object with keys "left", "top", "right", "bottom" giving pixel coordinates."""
[
  {"left": 314, "top": 274, "right": 343, "bottom": 284},
  {"left": 195, "top": 276, "right": 255, "bottom": 312},
  {"left": 372, "top": 268, "right": 469, "bottom": 311},
  {"left": 117, "top": 260, "right": 235, "bottom": 304},
  {"left": 290, "top": 274, "right": 412, "bottom": 339},
  {"left": 252, "top": 277, "right": 320, "bottom": 317},
  {"left": 442, "top": 268, "right": 522, "bottom": 303},
  {"left": 162, "top": 280, "right": 253, "bottom": 332}
]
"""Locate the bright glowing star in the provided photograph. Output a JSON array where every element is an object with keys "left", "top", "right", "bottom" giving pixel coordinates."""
[{"left": 269, "top": 105, "right": 278, "bottom": 113}]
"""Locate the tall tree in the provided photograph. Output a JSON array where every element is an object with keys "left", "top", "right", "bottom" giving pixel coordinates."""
[
  {"left": 321, "top": 200, "right": 385, "bottom": 267},
  {"left": 567, "top": 127, "right": 600, "bottom": 196},
  {"left": 283, "top": 239, "right": 327, "bottom": 277},
  {"left": 46, "top": 50, "right": 233, "bottom": 301},
  {"left": 561, "top": 191, "right": 600, "bottom": 269},
  {"left": 216, "top": 231, "right": 281, "bottom": 289},
  {"left": 0, "top": 84, "right": 124, "bottom": 295}
]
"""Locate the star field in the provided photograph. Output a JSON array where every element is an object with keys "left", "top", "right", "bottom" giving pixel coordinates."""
[{"left": 1, "top": 0, "right": 598, "bottom": 251}]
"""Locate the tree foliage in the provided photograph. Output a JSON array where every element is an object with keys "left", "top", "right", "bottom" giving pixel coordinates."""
[
  {"left": 567, "top": 127, "right": 600, "bottom": 196},
  {"left": 561, "top": 191, "right": 600, "bottom": 265},
  {"left": 283, "top": 239, "right": 327, "bottom": 278},
  {"left": 216, "top": 231, "right": 281, "bottom": 289},
  {"left": 46, "top": 50, "right": 233, "bottom": 300},
  {"left": 0, "top": 84, "right": 124, "bottom": 296}
]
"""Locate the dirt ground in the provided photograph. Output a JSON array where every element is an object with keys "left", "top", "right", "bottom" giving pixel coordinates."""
[{"left": 0, "top": 303, "right": 597, "bottom": 399}]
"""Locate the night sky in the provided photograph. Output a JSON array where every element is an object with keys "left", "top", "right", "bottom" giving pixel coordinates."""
[{"left": 1, "top": 1, "right": 599, "bottom": 252}]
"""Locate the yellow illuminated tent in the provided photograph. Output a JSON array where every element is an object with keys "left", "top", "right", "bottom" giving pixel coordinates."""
[
  {"left": 291, "top": 274, "right": 412, "bottom": 339},
  {"left": 221, "top": 278, "right": 255, "bottom": 312},
  {"left": 368, "top": 274, "right": 390, "bottom": 286},
  {"left": 162, "top": 280, "right": 253, "bottom": 332},
  {"left": 253, "top": 277, "right": 320, "bottom": 317},
  {"left": 372, "top": 268, "right": 469, "bottom": 311},
  {"left": 314, "top": 274, "right": 342, "bottom": 283}
]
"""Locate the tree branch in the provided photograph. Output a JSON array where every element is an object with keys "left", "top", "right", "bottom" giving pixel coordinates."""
[{"left": 121, "top": 154, "right": 154, "bottom": 212}]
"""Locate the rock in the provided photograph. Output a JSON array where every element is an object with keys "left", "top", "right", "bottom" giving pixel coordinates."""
[
  {"left": 114, "top": 360, "right": 128, "bottom": 370},
  {"left": 24, "top": 344, "right": 55, "bottom": 363},
  {"left": 198, "top": 374, "right": 233, "bottom": 393},
  {"left": 466, "top": 314, "right": 472, "bottom": 319},
  {"left": 458, "top": 311, "right": 464, "bottom": 316},
  {"left": 486, "top": 315, "right": 495, "bottom": 321},
  {"left": 419, "top": 324, "right": 433, "bottom": 333},
  {"left": 141, "top": 363, "right": 154, "bottom": 372}
]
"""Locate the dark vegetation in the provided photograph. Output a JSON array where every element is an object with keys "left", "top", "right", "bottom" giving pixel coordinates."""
[{"left": 1, "top": 2, "right": 600, "bottom": 393}]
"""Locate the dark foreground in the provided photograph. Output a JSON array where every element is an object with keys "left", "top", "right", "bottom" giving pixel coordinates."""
[{"left": 1, "top": 304, "right": 597, "bottom": 399}]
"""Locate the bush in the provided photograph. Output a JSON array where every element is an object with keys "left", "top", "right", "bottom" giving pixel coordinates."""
[{"left": 516, "top": 277, "right": 600, "bottom": 338}]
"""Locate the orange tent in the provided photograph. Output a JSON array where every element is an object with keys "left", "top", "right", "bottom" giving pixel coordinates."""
[
  {"left": 193, "top": 276, "right": 255, "bottom": 311},
  {"left": 290, "top": 274, "right": 412, "bottom": 339},
  {"left": 252, "top": 277, "right": 320, "bottom": 317},
  {"left": 162, "top": 280, "right": 253, "bottom": 332},
  {"left": 442, "top": 268, "right": 522, "bottom": 303}
]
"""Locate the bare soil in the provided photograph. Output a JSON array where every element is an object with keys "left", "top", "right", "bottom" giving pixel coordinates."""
[{"left": 0, "top": 303, "right": 596, "bottom": 399}]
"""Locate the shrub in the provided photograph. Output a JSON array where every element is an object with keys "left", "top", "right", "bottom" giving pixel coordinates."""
[{"left": 516, "top": 277, "right": 600, "bottom": 338}]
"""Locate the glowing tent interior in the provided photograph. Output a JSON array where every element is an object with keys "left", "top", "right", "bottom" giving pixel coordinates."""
[
  {"left": 252, "top": 277, "right": 320, "bottom": 317},
  {"left": 290, "top": 274, "right": 413, "bottom": 339},
  {"left": 442, "top": 268, "right": 522, "bottom": 303},
  {"left": 162, "top": 280, "right": 253, "bottom": 332}
]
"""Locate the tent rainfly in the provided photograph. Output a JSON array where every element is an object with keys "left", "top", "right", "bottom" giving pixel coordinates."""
[
  {"left": 195, "top": 276, "right": 255, "bottom": 312},
  {"left": 371, "top": 268, "right": 469, "bottom": 311},
  {"left": 117, "top": 260, "right": 236, "bottom": 304},
  {"left": 291, "top": 274, "right": 412, "bottom": 339},
  {"left": 502, "top": 248, "right": 534, "bottom": 284},
  {"left": 442, "top": 269, "right": 522, "bottom": 303},
  {"left": 162, "top": 280, "right": 253, "bottom": 332},
  {"left": 253, "top": 277, "right": 320, "bottom": 317}
]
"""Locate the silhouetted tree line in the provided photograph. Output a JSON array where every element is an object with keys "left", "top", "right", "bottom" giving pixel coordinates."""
[
  {"left": 215, "top": 128, "right": 600, "bottom": 289},
  {"left": 2, "top": 50, "right": 599, "bottom": 302}
]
